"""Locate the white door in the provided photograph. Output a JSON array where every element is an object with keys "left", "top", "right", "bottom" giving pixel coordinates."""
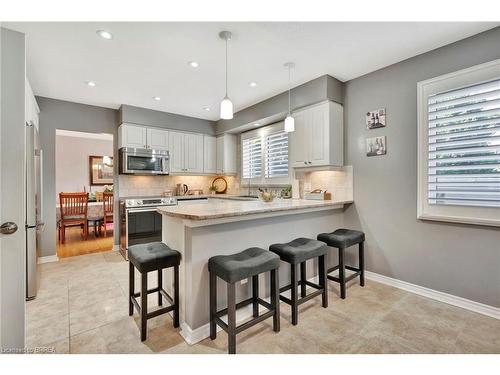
[
  {"left": 289, "top": 110, "right": 310, "bottom": 167},
  {"left": 147, "top": 128, "right": 169, "bottom": 151},
  {"left": 168, "top": 131, "right": 185, "bottom": 172},
  {"left": 120, "top": 124, "right": 147, "bottom": 149},
  {"left": 184, "top": 133, "right": 203, "bottom": 173},
  {"left": 309, "top": 104, "right": 329, "bottom": 166},
  {"left": 203, "top": 135, "right": 216, "bottom": 173},
  {"left": 1, "top": 27, "right": 26, "bottom": 350}
]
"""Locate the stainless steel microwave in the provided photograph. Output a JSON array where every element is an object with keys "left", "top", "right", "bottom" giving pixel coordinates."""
[{"left": 119, "top": 147, "right": 170, "bottom": 175}]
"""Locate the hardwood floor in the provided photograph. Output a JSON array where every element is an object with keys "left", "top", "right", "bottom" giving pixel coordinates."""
[{"left": 57, "top": 225, "right": 114, "bottom": 258}]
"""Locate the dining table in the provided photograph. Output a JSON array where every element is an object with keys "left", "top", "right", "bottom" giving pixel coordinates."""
[{"left": 56, "top": 201, "right": 105, "bottom": 236}]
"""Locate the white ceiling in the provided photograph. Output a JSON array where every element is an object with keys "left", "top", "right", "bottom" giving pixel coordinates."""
[{"left": 5, "top": 22, "right": 499, "bottom": 121}]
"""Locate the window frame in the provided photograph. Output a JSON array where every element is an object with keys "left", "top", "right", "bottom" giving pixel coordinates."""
[
  {"left": 240, "top": 121, "right": 291, "bottom": 186},
  {"left": 417, "top": 59, "right": 500, "bottom": 227}
]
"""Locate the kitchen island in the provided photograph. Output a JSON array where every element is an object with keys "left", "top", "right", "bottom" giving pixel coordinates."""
[{"left": 158, "top": 197, "right": 352, "bottom": 344}]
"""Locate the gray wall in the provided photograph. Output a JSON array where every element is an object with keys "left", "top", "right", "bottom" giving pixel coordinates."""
[
  {"left": 119, "top": 104, "right": 215, "bottom": 135},
  {"left": 216, "top": 74, "right": 344, "bottom": 134},
  {"left": 343, "top": 27, "right": 500, "bottom": 307},
  {"left": 37, "top": 97, "right": 120, "bottom": 257}
]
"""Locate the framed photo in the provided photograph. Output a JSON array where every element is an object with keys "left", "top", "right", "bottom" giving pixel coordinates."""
[
  {"left": 89, "top": 155, "right": 113, "bottom": 185},
  {"left": 366, "top": 136, "right": 387, "bottom": 157},
  {"left": 366, "top": 108, "right": 386, "bottom": 129}
]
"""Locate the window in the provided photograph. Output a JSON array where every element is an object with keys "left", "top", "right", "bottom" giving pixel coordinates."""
[
  {"left": 417, "top": 59, "right": 500, "bottom": 226},
  {"left": 242, "top": 136, "right": 262, "bottom": 179},
  {"left": 241, "top": 122, "right": 290, "bottom": 184},
  {"left": 265, "top": 131, "right": 289, "bottom": 178}
]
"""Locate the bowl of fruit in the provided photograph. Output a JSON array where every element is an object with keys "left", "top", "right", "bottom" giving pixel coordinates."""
[{"left": 258, "top": 189, "right": 275, "bottom": 202}]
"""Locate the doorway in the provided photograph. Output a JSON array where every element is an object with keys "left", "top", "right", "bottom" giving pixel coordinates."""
[{"left": 55, "top": 130, "right": 114, "bottom": 258}]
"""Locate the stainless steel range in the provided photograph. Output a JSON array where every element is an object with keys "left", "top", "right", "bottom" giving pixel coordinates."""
[{"left": 119, "top": 196, "right": 177, "bottom": 259}]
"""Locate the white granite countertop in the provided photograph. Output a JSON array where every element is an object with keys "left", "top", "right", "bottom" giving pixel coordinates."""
[{"left": 158, "top": 198, "right": 352, "bottom": 221}]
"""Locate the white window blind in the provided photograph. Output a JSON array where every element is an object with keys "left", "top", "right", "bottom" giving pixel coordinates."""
[
  {"left": 242, "top": 136, "right": 262, "bottom": 179},
  {"left": 427, "top": 78, "right": 500, "bottom": 208},
  {"left": 265, "top": 131, "right": 289, "bottom": 178}
]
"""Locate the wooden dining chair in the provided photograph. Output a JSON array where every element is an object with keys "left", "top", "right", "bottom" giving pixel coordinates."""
[
  {"left": 59, "top": 192, "right": 89, "bottom": 243},
  {"left": 102, "top": 192, "right": 114, "bottom": 237}
]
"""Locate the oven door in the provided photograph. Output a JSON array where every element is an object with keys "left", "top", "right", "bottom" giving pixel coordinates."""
[
  {"left": 120, "top": 148, "right": 169, "bottom": 175},
  {"left": 126, "top": 208, "right": 163, "bottom": 248}
]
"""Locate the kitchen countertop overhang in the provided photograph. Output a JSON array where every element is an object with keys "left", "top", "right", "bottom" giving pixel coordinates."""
[{"left": 158, "top": 198, "right": 352, "bottom": 226}]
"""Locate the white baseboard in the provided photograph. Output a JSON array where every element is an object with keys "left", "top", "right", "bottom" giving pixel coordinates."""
[
  {"left": 365, "top": 271, "right": 500, "bottom": 320},
  {"left": 38, "top": 255, "right": 59, "bottom": 264},
  {"left": 112, "top": 244, "right": 120, "bottom": 251}
]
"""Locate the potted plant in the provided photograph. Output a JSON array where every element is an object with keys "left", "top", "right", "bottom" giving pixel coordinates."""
[{"left": 281, "top": 185, "right": 292, "bottom": 199}]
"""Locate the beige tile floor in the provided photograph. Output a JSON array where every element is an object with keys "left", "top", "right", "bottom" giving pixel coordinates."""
[{"left": 27, "top": 251, "right": 500, "bottom": 354}]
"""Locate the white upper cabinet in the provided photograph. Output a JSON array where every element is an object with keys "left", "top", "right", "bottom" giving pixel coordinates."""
[
  {"left": 216, "top": 134, "right": 237, "bottom": 175},
  {"left": 168, "top": 131, "right": 185, "bottom": 173},
  {"left": 169, "top": 131, "right": 204, "bottom": 173},
  {"left": 146, "top": 128, "right": 169, "bottom": 150},
  {"left": 119, "top": 124, "right": 148, "bottom": 149},
  {"left": 289, "top": 101, "right": 343, "bottom": 168},
  {"left": 203, "top": 135, "right": 217, "bottom": 174}
]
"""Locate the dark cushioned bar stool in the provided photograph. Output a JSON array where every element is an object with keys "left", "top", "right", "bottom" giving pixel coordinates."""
[
  {"left": 317, "top": 229, "right": 365, "bottom": 299},
  {"left": 208, "top": 247, "right": 280, "bottom": 354},
  {"left": 128, "top": 242, "right": 181, "bottom": 341},
  {"left": 269, "top": 238, "right": 328, "bottom": 325}
]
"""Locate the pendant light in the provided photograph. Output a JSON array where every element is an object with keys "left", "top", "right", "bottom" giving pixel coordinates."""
[
  {"left": 284, "top": 62, "right": 295, "bottom": 132},
  {"left": 219, "top": 31, "right": 233, "bottom": 120}
]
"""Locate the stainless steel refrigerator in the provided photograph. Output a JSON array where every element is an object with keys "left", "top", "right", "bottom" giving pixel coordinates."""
[{"left": 26, "top": 122, "right": 43, "bottom": 300}]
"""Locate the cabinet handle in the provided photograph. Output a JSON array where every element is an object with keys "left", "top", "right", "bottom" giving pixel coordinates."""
[{"left": 304, "top": 161, "right": 307, "bottom": 165}]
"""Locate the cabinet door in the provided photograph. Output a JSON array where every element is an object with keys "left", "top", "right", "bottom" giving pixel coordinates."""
[
  {"left": 309, "top": 104, "right": 330, "bottom": 166},
  {"left": 203, "top": 135, "right": 217, "bottom": 173},
  {"left": 147, "top": 128, "right": 169, "bottom": 150},
  {"left": 120, "top": 124, "right": 147, "bottom": 149},
  {"left": 216, "top": 134, "right": 237, "bottom": 174},
  {"left": 168, "top": 131, "right": 185, "bottom": 172},
  {"left": 184, "top": 133, "right": 204, "bottom": 173},
  {"left": 289, "top": 110, "right": 310, "bottom": 167}
]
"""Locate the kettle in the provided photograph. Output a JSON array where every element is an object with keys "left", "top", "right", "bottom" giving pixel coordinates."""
[{"left": 176, "top": 183, "right": 188, "bottom": 196}]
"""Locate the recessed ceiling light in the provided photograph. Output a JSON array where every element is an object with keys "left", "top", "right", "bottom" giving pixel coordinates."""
[
  {"left": 254, "top": 123, "right": 260, "bottom": 127},
  {"left": 188, "top": 61, "right": 199, "bottom": 68},
  {"left": 203, "top": 107, "right": 210, "bottom": 111},
  {"left": 249, "top": 82, "right": 258, "bottom": 87},
  {"left": 153, "top": 96, "right": 161, "bottom": 101},
  {"left": 96, "top": 30, "right": 113, "bottom": 40},
  {"left": 85, "top": 81, "right": 96, "bottom": 87}
]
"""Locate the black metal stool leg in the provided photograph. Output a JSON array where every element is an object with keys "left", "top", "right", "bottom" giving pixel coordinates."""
[
  {"left": 339, "top": 247, "right": 346, "bottom": 299},
  {"left": 227, "top": 282, "right": 236, "bottom": 354},
  {"left": 158, "top": 269, "right": 163, "bottom": 306},
  {"left": 128, "top": 261, "right": 134, "bottom": 316},
  {"left": 319, "top": 254, "right": 328, "bottom": 307},
  {"left": 359, "top": 241, "right": 365, "bottom": 287},
  {"left": 141, "top": 272, "right": 148, "bottom": 341},
  {"left": 173, "top": 265, "right": 180, "bottom": 328},
  {"left": 291, "top": 263, "right": 299, "bottom": 325},
  {"left": 271, "top": 268, "right": 280, "bottom": 332},
  {"left": 300, "top": 261, "right": 307, "bottom": 297},
  {"left": 209, "top": 271, "right": 217, "bottom": 340},
  {"left": 252, "top": 274, "right": 259, "bottom": 318}
]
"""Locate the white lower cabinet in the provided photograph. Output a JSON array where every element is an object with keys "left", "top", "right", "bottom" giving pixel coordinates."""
[
  {"left": 169, "top": 131, "right": 204, "bottom": 173},
  {"left": 289, "top": 101, "right": 343, "bottom": 168},
  {"left": 203, "top": 135, "right": 217, "bottom": 174}
]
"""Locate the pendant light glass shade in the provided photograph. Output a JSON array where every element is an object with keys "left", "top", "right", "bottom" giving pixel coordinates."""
[
  {"left": 219, "top": 31, "right": 233, "bottom": 120},
  {"left": 284, "top": 114, "right": 295, "bottom": 132},
  {"left": 220, "top": 96, "right": 234, "bottom": 120}
]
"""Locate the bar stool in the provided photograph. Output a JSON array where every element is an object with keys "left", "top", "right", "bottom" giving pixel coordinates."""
[
  {"left": 317, "top": 229, "right": 365, "bottom": 299},
  {"left": 208, "top": 247, "right": 280, "bottom": 354},
  {"left": 128, "top": 242, "right": 180, "bottom": 341},
  {"left": 269, "top": 238, "right": 328, "bottom": 325}
]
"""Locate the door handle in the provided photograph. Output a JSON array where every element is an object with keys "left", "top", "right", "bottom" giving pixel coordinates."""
[{"left": 0, "top": 222, "right": 18, "bottom": 235}]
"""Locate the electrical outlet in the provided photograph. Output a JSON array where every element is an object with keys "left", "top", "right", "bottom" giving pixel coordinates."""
[{"left": 241, "top": 278, "right": 248, "bottom": 285}]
